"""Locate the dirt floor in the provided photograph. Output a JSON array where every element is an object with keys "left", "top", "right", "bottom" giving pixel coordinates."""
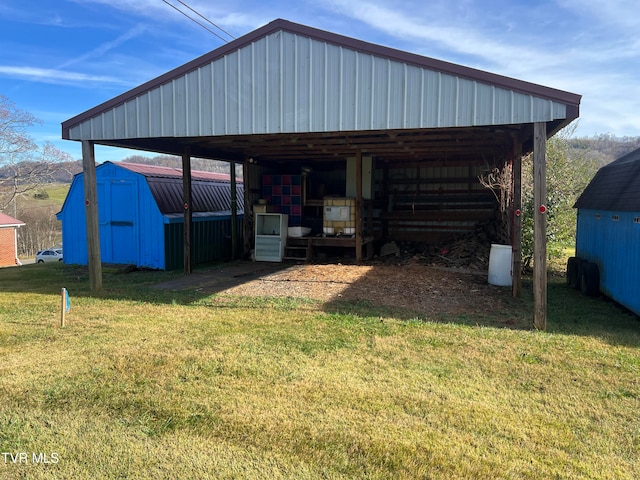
[
  {"left": 221, "top": 262, "right": 518, "bottom": 316},
  {"left": 156, "top": 251, "right": 523, "bottom": 320}
]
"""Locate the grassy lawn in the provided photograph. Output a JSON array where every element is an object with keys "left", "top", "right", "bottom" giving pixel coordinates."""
[{"left": 0, "top": 262, "right": 638, "bottom": 479}]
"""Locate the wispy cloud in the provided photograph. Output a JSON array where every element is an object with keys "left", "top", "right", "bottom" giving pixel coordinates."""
[
  {"left": 71, "top": 0, "right": 251, "bottom": 30},
  {"left": 319, "top": 0, "right": 640, "bottom": 136},
  {"left": 57, "top": 24, "right": 147, "bottom": 70},
  {"left": 325, "top": 0, "right": 560, "bottom": 73},
  {"left": 70, "top": 0, "right": 166, "bottom": 17},
  {"left": 0, "top": 66, "right": 132, "bottom": 86},
  {"left": 322, "top": 0, "right": 634, "bottom": 71},
  {"left": 558, "top": 0, "right": 640, "bottom": 32},
  {"left": 2, "top": 0, "right": 638, "bottom": 141}
]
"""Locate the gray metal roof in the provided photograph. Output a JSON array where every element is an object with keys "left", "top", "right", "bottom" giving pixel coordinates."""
[
  {"left": 61, "top": 19, "right": 580, "bottom": 162},
  {"left": 574, "top": 147, "right": 640, "bottom": 212},
  {"left": 115, "top": 162, "right": 244, "bottom": 215}
]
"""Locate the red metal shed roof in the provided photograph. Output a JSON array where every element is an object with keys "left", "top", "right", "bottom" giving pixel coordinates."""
[
  {"left": 0, "top": 212, "right": 25, "bottom": 227},
  {"left": 119, "top": 162, "right": 240, "bottom": 182}
]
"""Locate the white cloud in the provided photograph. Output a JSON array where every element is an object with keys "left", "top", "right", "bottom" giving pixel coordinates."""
[{"left": 0, "top": 65, "right": 132, "bottom": 86}]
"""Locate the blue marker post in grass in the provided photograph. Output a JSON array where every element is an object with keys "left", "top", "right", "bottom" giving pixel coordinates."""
[{"left": 60, "top": 288, "right": 70, "bottom": 327}]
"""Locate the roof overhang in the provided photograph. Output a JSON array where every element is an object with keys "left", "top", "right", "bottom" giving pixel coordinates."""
[{"left": 80, "top": 122, "right": 570, "bottom": 167}]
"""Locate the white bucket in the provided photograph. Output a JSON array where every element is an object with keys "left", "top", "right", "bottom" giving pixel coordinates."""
[{"left": 488, "top": 244, "right": 513, "bottom": 286}]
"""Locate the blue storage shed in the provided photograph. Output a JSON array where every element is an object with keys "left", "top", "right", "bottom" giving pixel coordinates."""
[
  {"left": 57, "top": 161, "right": 244, "bottom": 270},
  {"left": 573, "top": 147, "right": 640, "bottom": 316}
]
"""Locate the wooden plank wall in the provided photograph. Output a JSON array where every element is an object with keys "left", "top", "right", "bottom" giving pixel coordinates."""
[{"left": 372, "top": 159, "right": 499, "bottom": 242}]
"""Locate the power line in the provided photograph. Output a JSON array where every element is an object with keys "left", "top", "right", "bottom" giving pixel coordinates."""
[
  {"left": 173, "top": 0, "right": 235, "bottom": 41},
  {"left": 160, "top": 0, "right": 234, "bottom": 43},
  {"left": 160, "top": 0, "right": 228, "bottom": 42}
]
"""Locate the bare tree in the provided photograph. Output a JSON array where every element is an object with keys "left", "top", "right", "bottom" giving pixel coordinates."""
[
  {"left": 1, "top": 95, "right": 72, "bottom": 213},
  {"left": 1, "top": 95, "right": 36, "bottom": 210},
  {"left": 0, "top": 95, "right": 73, "bottom": 255},
  {"left": 16, "top": 205, "right": 61, "bottom": 257},
  {"left": 478, "top": 160, "right": 512, "bottom": 244}
]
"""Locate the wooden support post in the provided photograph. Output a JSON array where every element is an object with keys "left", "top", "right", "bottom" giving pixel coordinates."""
[
  {"left": 533, "top": 122, "right": 547, "bottom": 330},
  {"left": 242, "top": 160, "right": 251, "bottom": 257},
  {"left": 230, "top": 161, "right": 237, "bottom": 260},
  {"left": 355, "top": 150, "right": 363, "bottom": 263},
  {"left": 82, "top": 141, "right": 102, "bottom": 291},
  {"left": 182, "top": 151, "right": 192, "bottom": 274},
  {"left": 382, "top": 163, "right": 389, "bottom": 238},
  {"left": 512, "top": 139, "right": 523, "bottom": 298}
]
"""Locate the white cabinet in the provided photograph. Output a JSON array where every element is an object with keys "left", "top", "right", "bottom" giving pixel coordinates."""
[{"left": 254, "top": 213, "right": 288, "bottom": 262}]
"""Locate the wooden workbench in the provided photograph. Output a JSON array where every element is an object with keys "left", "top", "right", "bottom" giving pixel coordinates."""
[{"left": 285, "top": 235, "right": 374, "bottom": 262}]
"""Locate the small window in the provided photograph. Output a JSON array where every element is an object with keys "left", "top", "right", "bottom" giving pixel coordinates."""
[
  {"left": 594, "top": 213, "right": 601, "bottom": 219},
  {"left": 634, "top": 217, "right": 640, "bottom": 224},
  {"left": 612, "top": 215, "right": 620, "bottom": 222}
]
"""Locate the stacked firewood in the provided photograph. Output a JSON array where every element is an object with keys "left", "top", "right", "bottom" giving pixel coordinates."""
[
  {"left": 428, "top": 234, "right": 491, "bottom": 270},
  {"left": 379, "top": 221, "right": 500, "bottom": 270}
]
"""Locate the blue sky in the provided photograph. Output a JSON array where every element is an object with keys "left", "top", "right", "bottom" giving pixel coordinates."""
[{"left": 1, "top": 0, "right": 639, "bottom": 162}]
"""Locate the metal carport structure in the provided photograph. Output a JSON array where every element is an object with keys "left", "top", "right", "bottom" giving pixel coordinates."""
[{"left": 61, "top": 18, "right": 581, "bottom": 329}]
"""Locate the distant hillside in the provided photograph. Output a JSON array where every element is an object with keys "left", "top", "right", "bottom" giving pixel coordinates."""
[
  {"left": 567, "top": 134, "right": 640, "bottom": 167},
  {"left": 121, "top": 155, "right": 243, "bottom": 177},
  {"left": 1, "top": 136, "right": 638, "bottom": 186},
  {"left": 0, "top": 155, "right": 241, "bottom": 185}
]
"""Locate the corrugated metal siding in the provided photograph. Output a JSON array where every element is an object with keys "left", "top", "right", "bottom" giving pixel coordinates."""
[
  {"left": 576, "top": 209, "right": 640, "bottom": 316},
  {"left": 147, "top": 178, "right": 244, "bottom": 214},
  {"left": 164, "top": 216, "right": 244, "bottom": 270},
  {"left": 192, "top": 181, "right": 244, "bottom": 213},
  {"left": 68, "top": 30, "right": 568, "bottom": 141}
]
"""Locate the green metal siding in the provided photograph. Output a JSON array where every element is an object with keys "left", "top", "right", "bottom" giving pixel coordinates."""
[{"left": 164, "top": 216, "right": 244, "bottom": 270}]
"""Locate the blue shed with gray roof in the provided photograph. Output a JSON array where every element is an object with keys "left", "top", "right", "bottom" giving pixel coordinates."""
[
  {"left": 572, "top": 147, "right": 640, "bottom": 316},
  {"left": 57, "top": 161, "right": 243, "bottom": 270}
]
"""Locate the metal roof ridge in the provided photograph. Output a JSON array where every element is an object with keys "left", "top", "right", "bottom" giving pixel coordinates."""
[{"left": 116, "top": 161, "right": 238, "bottom": 182}]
